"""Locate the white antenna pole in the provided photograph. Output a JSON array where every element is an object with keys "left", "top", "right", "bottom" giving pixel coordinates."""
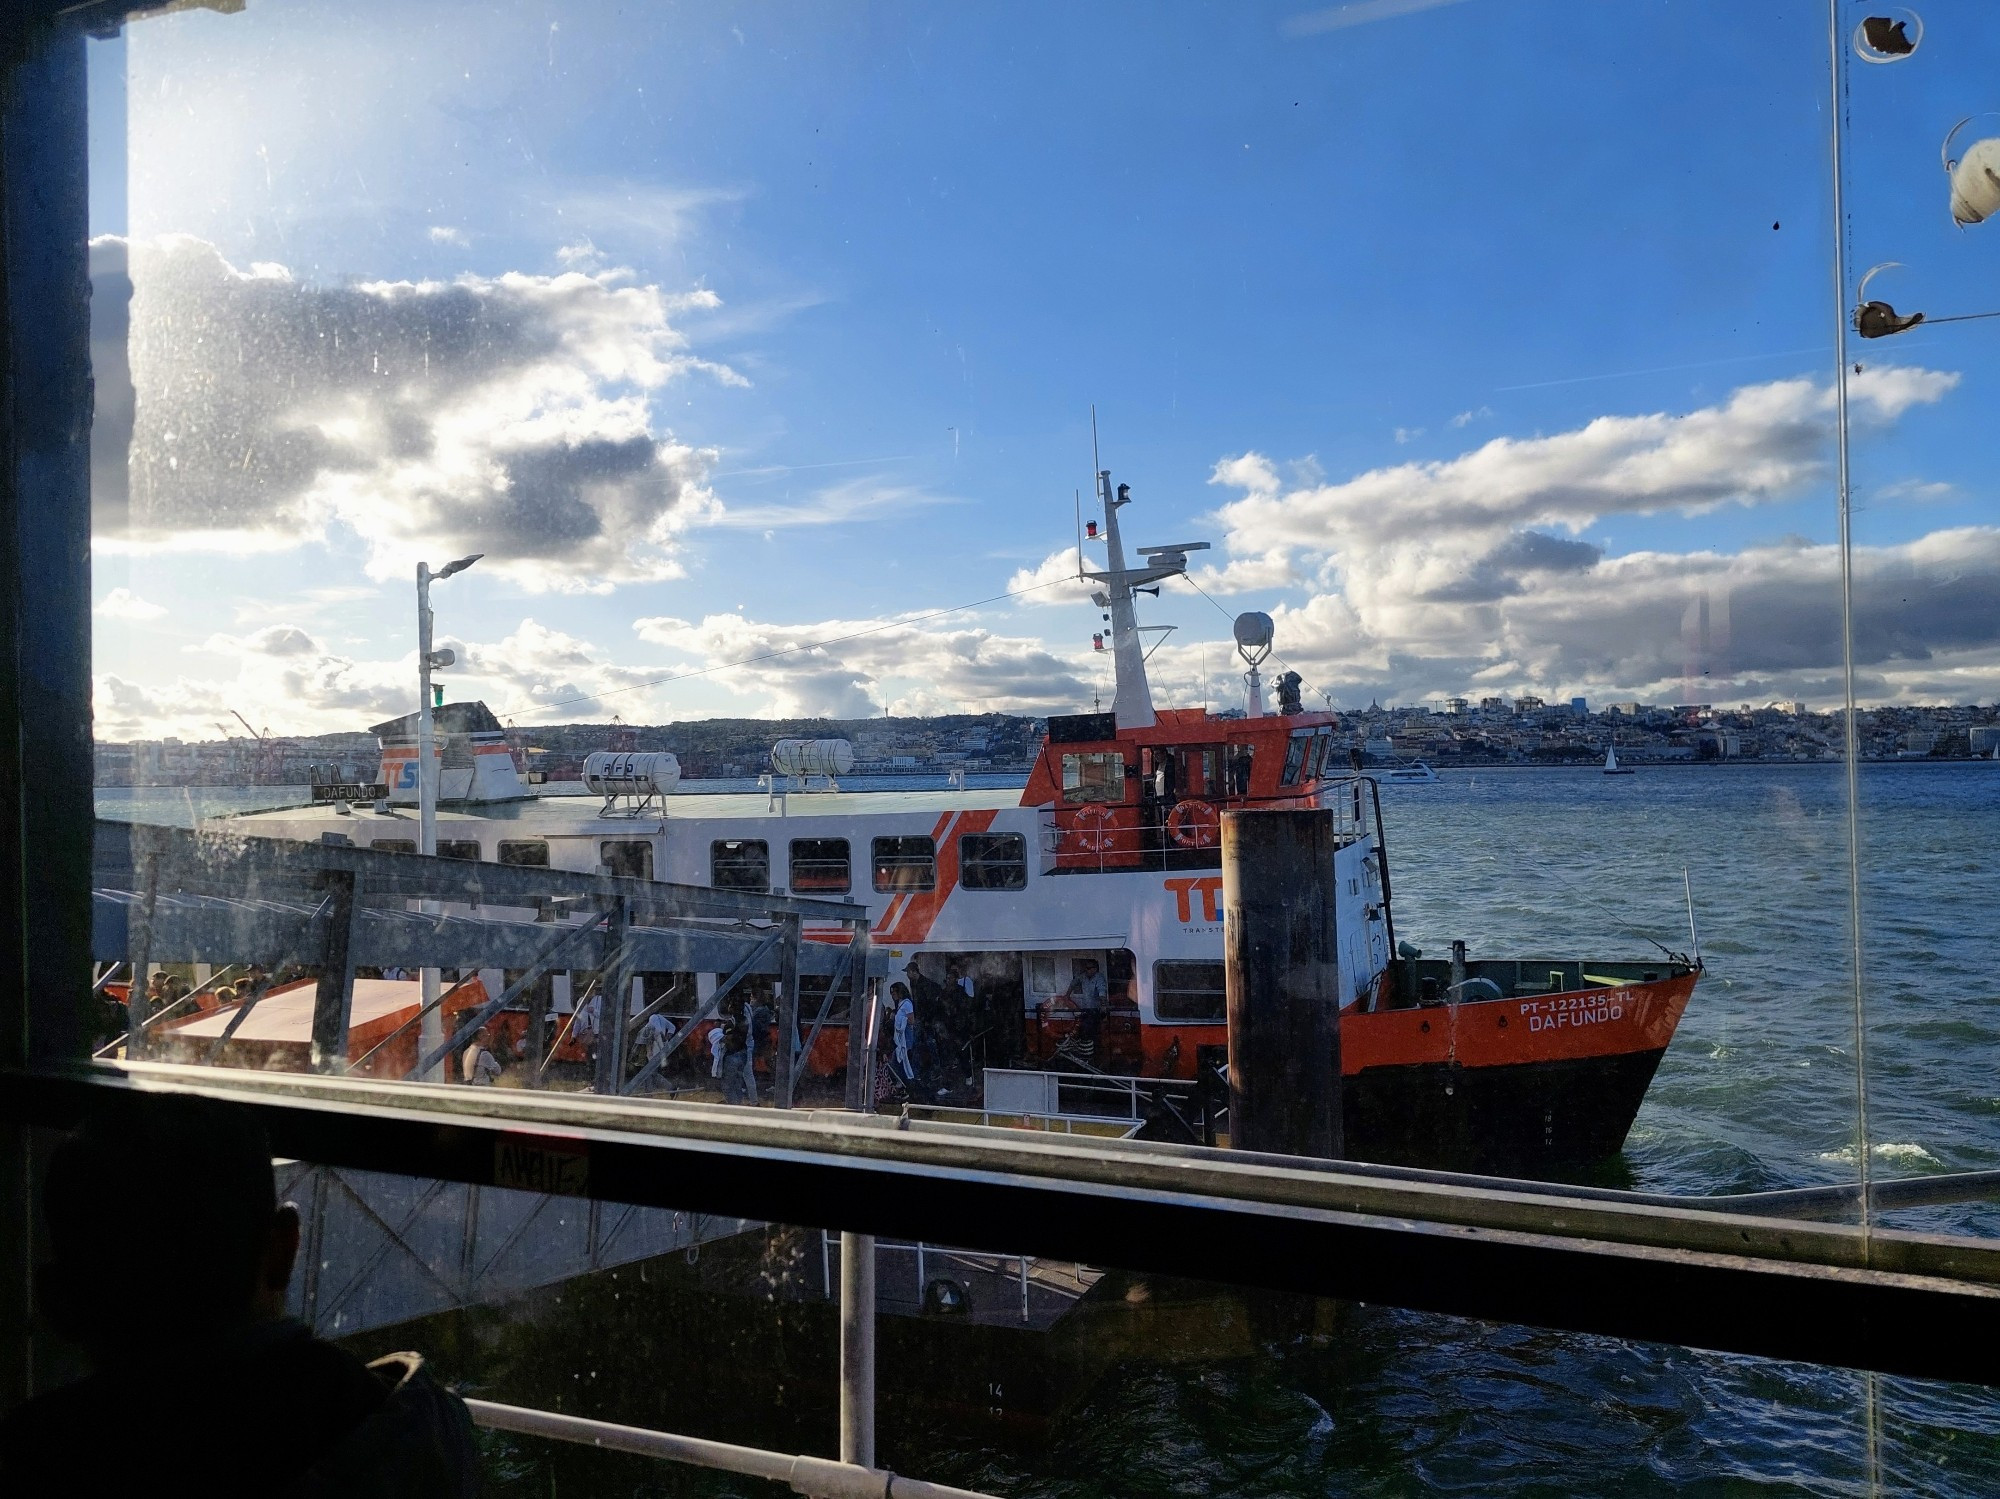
[{"left": 1683, "top": 865, "right": 1702, "bottom": 968}]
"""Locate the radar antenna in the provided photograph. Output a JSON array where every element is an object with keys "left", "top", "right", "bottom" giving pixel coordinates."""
[
  {"left": 1082, "top": 465, "right": 1210, "bottom": 730},
  {"left": 1233, "top": 612, "right": 1275, "bottom": 718}
]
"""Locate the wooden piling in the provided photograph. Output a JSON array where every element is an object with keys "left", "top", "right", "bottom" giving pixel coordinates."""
[{"left": 1221, "top": 807, "right": 1342, "bottom": 1158}]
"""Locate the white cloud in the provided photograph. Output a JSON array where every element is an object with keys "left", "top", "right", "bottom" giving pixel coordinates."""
[
  {"left": 96, "top": 234, "right": 741, "bottom": 592},
  {"left": 94, "top": 587, "right": 166, "bottom": 620},
  {"left": 95, "top": 615, "right": 683, "bottom": 741},
  {"left": 1189, "top": 552, "right": 1304, "bottom": 594},
  {"left": 1283, "top": 0, "right": 1475, "bottom": 37},
  {"left": 1875, "top": 478, "right": 1956, "bottom": 506},
  {"left": 633, "top": 610, "right": 1090, "bottom": 719},
  {"left": 552, "top": 184, "right": 750, "bottom": 250},
  {"left": 1005, "top": 547, "right": 1097, "bottom": 606},
  {"left": 427, "top": 226, "right": 469, "bottom": 248},
  {"left": 1450, "top": 405, "right": 1493, "bottom": 428},
  {"left": 1193, "top": 368, "right": 1993, "bottom": 707},
  {"left": 1393, "top": 426, "right": 1422, "bottom": 444},
  {"left": 705, "top": 477, "right": 960, "bottom": 530}
]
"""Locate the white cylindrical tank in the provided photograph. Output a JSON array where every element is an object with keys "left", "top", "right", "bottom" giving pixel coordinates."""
[
  {"left": 770, "top": 738, "right": 855, "bottom": 778},
  {"left": 582, "top": 751, "right": 681, "bottom": 797},
  {"left": 1952, "top": 137, "right": 2000, "bottom": 225}
]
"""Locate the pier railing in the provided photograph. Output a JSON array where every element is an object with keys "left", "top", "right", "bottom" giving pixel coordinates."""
[{"left": 8, "top": 1058, "right": 2000, "bottom": 1388}]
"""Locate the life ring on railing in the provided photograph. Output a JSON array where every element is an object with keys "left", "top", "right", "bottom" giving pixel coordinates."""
[
  {"left": 1167, "top": 798, "right": 1221, "bottom": 849},
  {"left": 1066, "top": 803, "right": 1118, "bottom": 854}
]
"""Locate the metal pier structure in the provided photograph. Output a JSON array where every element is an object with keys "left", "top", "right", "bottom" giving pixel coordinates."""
[
  {"left": 280, "top": 1159, "right": 754, "bottom": 1340},
  {"left": 91, "top": 818, "right": 887, "bottom": 1100}
]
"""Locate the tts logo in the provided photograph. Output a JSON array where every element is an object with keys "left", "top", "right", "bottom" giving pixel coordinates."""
[
  {"left": 1164, "top": 876, "right": 1223, "bottom": 924},
  {"left": 390, "top": 760, "right": 419, "bottom": 791}
]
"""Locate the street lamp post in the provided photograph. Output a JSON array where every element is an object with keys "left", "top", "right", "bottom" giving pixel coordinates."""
[{"left": 416, "top": 554, "right": 481, "bottom": 1080}]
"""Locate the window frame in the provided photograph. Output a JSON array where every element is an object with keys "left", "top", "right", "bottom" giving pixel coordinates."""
[
  {"left": 496, "top": 839, "right": 550, "bottom": 868},
  {"left": 600, "top": 839, "right": 655, "bottom": 881},
  {"left": 1280, "top": 733, "right": 1310, "bottom": 786},
  {"left": 1303, "top": 731, "right": 1331, "bottom": 782},
  {"left": 1153, "top": 959, "right": 1228, "bottom": 1022},
  {"left": 958, "top": 831, "right": 1027, "bottom": 890},
  {"left": 710, "top": 838, "right": 770, "bottom": 892},
  {"left": 1060, "top": 750, "right": 1126, "bottom": 804},
  {"left": 788, "top": 837, "right": 851, "bottom": 894},
  {"left": 871, "top": 835, "right": 937, "bottom": 894}
]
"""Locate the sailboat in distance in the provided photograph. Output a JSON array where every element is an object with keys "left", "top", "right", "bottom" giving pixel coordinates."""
[{"left": 1604, "top": 734, "right": 1635, "bottom": 775}]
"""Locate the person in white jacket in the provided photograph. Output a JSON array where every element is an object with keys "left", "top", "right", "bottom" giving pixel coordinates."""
[{"left": 890, "top": 982, "right": 916, "bottom": 1086}]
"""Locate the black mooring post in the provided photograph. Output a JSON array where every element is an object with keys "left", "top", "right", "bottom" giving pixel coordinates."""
[
  {"left": 843, "top": 920, "right": 874, "bottom": 1111},
  {"left": 309, "top": 871, "right": 359, "bottom": 1075},
  {"left": 774, "top": 914, "right": 801, "bottom": 1108},
  {"left": 524, "top": 970, "right": 547, "bottom": 1088},
  {"left": 1221, "top": 807, "right": 1343, "bottom": 1158}
]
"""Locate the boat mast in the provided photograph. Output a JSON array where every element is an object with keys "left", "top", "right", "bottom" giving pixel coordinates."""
[{"left": 1085, "top": 470, "right": 1207, "bottom": 731}]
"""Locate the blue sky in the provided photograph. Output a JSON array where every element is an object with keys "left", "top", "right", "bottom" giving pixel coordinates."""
[{"left": 85, "top": 0, "right": 2000, "bottom": 739}]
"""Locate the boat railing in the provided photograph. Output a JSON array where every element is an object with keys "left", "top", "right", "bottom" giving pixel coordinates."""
[
  {"left": 1038, "top": 780, "right": 1372, "bottom": 875},
  {"left": 901, "top": 1101, "right": 1147, "bottom": 1137}
]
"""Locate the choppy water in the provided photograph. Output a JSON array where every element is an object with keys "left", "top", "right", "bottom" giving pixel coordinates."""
[{"left": 104, "top": 765, "right": 2000, "bottom": 1493}]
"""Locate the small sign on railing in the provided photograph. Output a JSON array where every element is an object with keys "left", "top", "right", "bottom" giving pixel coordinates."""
[
  {"left": 494, "top": 1131, "right": 591, "bottom": 1195},
  {"left": 309, "top": 782, "right": 388, "bottom": 804}
]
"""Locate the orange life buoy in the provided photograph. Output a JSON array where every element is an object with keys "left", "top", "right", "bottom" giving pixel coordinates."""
[
  {"left": 1167, "top": 798, "right": 1220, "bottom": 849},
  {"left": 1067, "top": 802, "right": 1117, "bottom": 854}
]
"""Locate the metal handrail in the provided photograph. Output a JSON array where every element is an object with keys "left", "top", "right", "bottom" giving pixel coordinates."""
[
  {"left": 902, "top": 1102, "right": 1146, "bottom": 1137},
  {"left": 14, "top": 1062, "right": 2000, "bottom": 1384},
  {"left": 467, "top": 1399, "right": 999, "bottom": 1499}
]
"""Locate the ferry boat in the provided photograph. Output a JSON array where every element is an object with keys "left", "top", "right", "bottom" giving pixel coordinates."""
[
  {"left": 1378, "top": 760, "right": 1439, "bottom": 784},
  {"left": 215, "top": 473, "right": 1699, "bottom": 1174}
]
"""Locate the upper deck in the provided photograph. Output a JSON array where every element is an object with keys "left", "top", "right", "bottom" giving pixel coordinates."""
[{"left": 225, "top": 784, "right": 1027, "bottom": 838}]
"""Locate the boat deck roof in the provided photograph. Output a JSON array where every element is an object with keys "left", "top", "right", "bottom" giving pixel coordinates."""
[
  {"left": 168, "top": 978, "right": 424, "bottom": 1044},
  {"left": 223, "top": 785, "right": 1031, "bottom": 834}
]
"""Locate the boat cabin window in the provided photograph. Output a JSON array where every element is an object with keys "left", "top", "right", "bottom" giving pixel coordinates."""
[
  {"left": 497, "top": 840, "right": 550, "bottom": 868},
  {"left": 1143, "top": 745, "right": 1227, "bottom": 801},
  {"left": 370, "top": 838, "right": 417, "bottom": 854},
  {"left": 1060, "top": 750, "right": 1125, "bottom": 804},
  {"left": 1281, "top": 732, "right": 1311, "bottom": 785},
  {"left": 710, "top": 839, "right": 767, "bottom": 891},
  {"left": 1154, "top": 959, "right": 1227, "bottom": 1022},
  {"left": 437, "top": 840, "right": 482, "bottom": 861},
  {"left": 1225, "top": 744, "right": 1254, "bottom": 797},
  {"left": 789, "top": 837, "right": 851, "bottom": 893},
  {"left": 872, "top": 836, "right": 937, "bottom": 893},
  {"left": 1304, "top": 732, "right": 1331, "bottom": 782},
  {"left": 601, "top": 839, "right": 655, "bottom": 881},
  {"left": 959, "top": 832, "right": 1027, "bottom": 890}
]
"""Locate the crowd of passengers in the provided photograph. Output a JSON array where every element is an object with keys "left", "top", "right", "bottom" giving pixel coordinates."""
[
  {"left": 104, "top": 951, "right": 1118, "bottom": 1107},
  {"left": 446, "top": 955, "right": 1015, "bottom": 1104}
]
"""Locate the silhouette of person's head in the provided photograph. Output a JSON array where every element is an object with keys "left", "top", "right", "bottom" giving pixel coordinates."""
[{"left": 40, "top": 1095, "right": 298, "bottom": 1367}]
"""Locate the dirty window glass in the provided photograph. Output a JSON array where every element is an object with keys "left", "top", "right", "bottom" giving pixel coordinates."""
[
  {"left": 71, "top": 2, "right": 2000, "bottom": 1489},
  {"left": 1060, "top": 752, "right": 1124, "bottom": 804},
  {"left": 959, "top": 832, "right": 1026, "bottom": 890}
]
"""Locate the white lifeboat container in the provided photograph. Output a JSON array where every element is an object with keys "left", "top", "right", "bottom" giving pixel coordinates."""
[
  {"left": 771, "top": 739, "right": 855, "bottom": 779},
  {"left": 582, "top": 751, "right": 682, "bottom": 798}
]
